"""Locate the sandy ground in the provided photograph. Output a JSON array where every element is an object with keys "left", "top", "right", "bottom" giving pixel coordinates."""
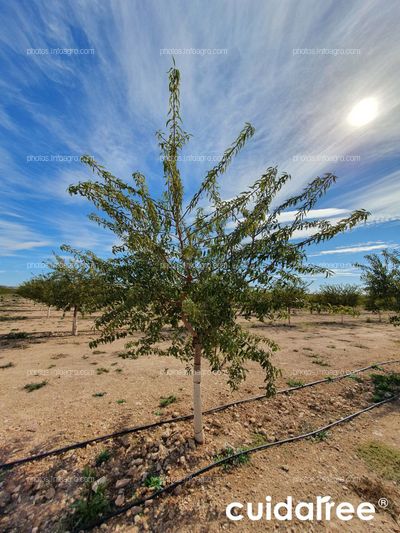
[{"left": 0, "top": 297, "right": 399, "bottom": 532}]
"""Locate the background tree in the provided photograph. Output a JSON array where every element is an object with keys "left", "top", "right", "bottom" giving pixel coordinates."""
[
  {"left": 355, "top": 250, "right": 400, "bottom": 321},
  {"left": 19, "top": 255, "right": 106, "bottom": 335},
  {"left": 67, "top": 64, "right": 368, "bottom": 443},
  {"left": 18, "top": 276, "right": 57, "bottom": 317},
  {"left": 314, "top": 284, "right": 361, "bottom": 323},
  {"left": 270, "top": 280, "right": 308, "bottom": 326}
]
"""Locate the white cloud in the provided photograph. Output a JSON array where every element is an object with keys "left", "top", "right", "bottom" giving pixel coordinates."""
[
  {"left": 0, "top": 220, "right": 51, "bottom": 256},
  {"left": 311, "top": 241, "right": 397, "bottom": 256}
]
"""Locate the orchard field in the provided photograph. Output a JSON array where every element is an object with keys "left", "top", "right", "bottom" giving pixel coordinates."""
[{"left": 1, "top": 295, "right": 399, "bottom": 532}]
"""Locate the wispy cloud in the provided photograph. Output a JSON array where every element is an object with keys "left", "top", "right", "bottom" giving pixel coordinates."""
[
  {"left": 311, "top": 241, "right": 398, "bottom": 256},
  {"left": 0, "top": 219, "right": 51, "bottom": 256}
]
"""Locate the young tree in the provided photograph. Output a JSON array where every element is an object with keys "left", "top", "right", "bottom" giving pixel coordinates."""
[
  {"left": 19, "top": 255, "right": 105, "bottom": 335},
  {"left": 68, "top": 65, "right": 368, "bottom": 443},
  {"left": 271, "top": 280, "right": 308, "bottom": 325},
  {"left": 18, "top": 276, "right": 57, "bottom": 317},
  {"left": 48, "top": 254, "right": 106, "bottom": 335},
  {"left": 355, "top": 250, "right": 400, "bottom": 321},
  {"left": 316, "top": 284, "right": 361, "bottom": 323}
]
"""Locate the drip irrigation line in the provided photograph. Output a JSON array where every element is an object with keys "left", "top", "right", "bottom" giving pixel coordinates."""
[
  {"left": 1, "top": 358, "right": 399, "bottom": 470},
  {"left": 88, "top": 394, "right": 399, "bottom": 530}
]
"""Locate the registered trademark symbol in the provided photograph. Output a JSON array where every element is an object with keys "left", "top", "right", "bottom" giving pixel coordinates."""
[{"left": 378, "top": 498, "right": 388, "bottom": 509}]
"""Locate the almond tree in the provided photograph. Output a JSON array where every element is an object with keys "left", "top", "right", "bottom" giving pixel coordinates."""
[
  {"left": 19, "top": 255, "right": 105, "bottom": 335},
  {"left": 355, "top": 250, "right": 400, "bottom": 322},
  {"left": 18, "top": 276, "right": 57, "bottom": 318},
  {"left": 68, "top": 65, "right": 368, "bottom": 443},
  {"left": 316, "top": 283, "right": 361, "bottom": 323}
]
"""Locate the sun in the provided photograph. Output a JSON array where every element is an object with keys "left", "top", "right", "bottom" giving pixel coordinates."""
[{"left": 347, "top": 97, "right": 378, "bottom": 127}]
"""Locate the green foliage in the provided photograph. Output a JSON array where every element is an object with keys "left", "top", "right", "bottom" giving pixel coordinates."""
[
  {"left": 0, "top": 286, "right": 16, "bottom": 296},
  {"left": 144, "top": 474, "right": 164, "bottom": 490},
  {"left": 64, "top": 65, "right": 368, "bottom": 439},
  {"left": 355, "top": 250, "right": 400, "bottom": 316},
  {"left": 390, "top": 315, "right": 400, "bottom": 326},
  {"left": 64, "top": 474, "right": 110, "bottom": 531},
  {"left": 370, "top": 372, "right": 400, "bottom": 402},
  {"left": 0, "top": 315, "right": 27, "bottom": 321},
  {"left": 286, "top": 378, "right": 305, "bottom": 387},
  {"left": 243, "top": 280, "right": 308, "bottom": 323},
  {"left": 357, "top": 441, "right": 400, "bottom": 482},
  {"left": 347, "top": 374, "right": 364, "bottom": 383},
  {"left": 92, "top": 392, "right": 107, "bottom": 397},
  {"left": 214, "top": 446, "right": 251, "bottom": 470},
  {"left": 116, "top": 399, "right": 126, "bottom": 404},
  {"left": 95, "top": 449, "right": 111, "bottom": 466},
  {"left": 5, "top": 331, "right": 29, "bottom": 339},
  {"left": 96, "top": 367, "right": 109, "bottom": 375},
  {"left": 159, "top": 394, "right": 177, "bottom": 407},
  {"left": 18, "top": 254, "right": 107, "bottom": 333},
  {"left": 310, "top": 284, "right": 361, "bottom": 320},
  {"left": 23, "top": 380, "right": 47, "bottom": 392},
  {"left": 311, "top": 430, "right": 329, "bottom": 442}
]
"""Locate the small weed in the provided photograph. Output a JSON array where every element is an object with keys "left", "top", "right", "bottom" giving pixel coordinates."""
[
  {"left": 114, "top": 368, "right": 122, "bottom": 373},
  {"left": 6, "top": 331, "right": 29, "bottom": 339},
  {"left": 251, "top": 433, "right": 268, "bottom": 446},
  {"left": 51, "top": 353, "right": 68, "bottom": 360},
  {"left": 159, "top": 394, "right": 177, "bottom": 408},
  {"left": 96, "top": 367, "right": 109, "bottom": 375},
  {"left": 154, "top": 410, "right": 163, "bottom": 416},
  {"left": 0, "top": 315, "right": 27, "bottom": 321},
  {"left": 95, "top": 450, "right": 111, "bottom": 466},
  {"left": 347, "top": 374, "right": 363, "bottom": 383},
  {"left": 116, "top": 399, "right": 126, "bottom": 404},
  {"left": 286, "top": 379, "right": 305, "bottom": 388},
  {"left": 312, "top": 359, "right": 330, "bottom": 367},
  {"left": 0, "top": 362, "right": 14, "bottom": 369},
  {"left": 47, "top": 364, "right": 56, "bottom": 369},
  {"left": 92, "top": 392, "right": 106, "bottom": 398},
  {"left": 370, "top": 372, "right": 400, "bottom": 402},
  {"left": 311, "top": 430, "right": 329, "bottom": 442},
  {"left": 357, "top": 441, "right": 400, "bottom": 482},
  {"left": 23, "top": 381, "right": 47, "bottom": 392},
  {"left": 214, "top": 446, "right": 251, "bottom": 470},
  {"left": 144, "top": 474, "right": 164, "bottom": 490},
  {"left": 64, "top": 475, "right": 110, "bottom": 531}
]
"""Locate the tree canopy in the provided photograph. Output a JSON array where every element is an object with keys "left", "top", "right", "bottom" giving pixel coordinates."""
[{"left": 66, "top": 64, "right": 369, "bottom": 442}]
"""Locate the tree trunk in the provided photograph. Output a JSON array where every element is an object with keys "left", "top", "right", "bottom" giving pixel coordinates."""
[
  {"left": 287, "top": 307, "right": 291, "bottom": 326},
  {"left": 341, "top": 313, "right": 344, "bottom": 324},
  {"left": 47, "top": 306, "right": 51, "bottom": 318},
  {"left": 72, "top": 306, "right": 78, "bottom": 336},
  {"left": 193, "top": 341, "right": 204, "bottom": 444},
  {"left": 378, "top": 310, "right": 382, "bottom": 322}
]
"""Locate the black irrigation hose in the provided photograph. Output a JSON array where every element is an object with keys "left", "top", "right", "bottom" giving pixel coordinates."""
[
  {"left": 1, "top": 358, "right": 399, "bottom": 470},
  {"left": 88, "top": 394, "right": 399, "bottom": 531}
]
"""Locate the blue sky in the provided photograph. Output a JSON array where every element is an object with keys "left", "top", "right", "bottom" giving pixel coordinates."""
[{"left": 0, "top": 0, "right": 399, "bottom": 288}]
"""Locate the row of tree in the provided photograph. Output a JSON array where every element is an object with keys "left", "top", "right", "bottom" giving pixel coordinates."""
[{"left": 18, "top": 254, "right": 108, "bottom": 335}]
